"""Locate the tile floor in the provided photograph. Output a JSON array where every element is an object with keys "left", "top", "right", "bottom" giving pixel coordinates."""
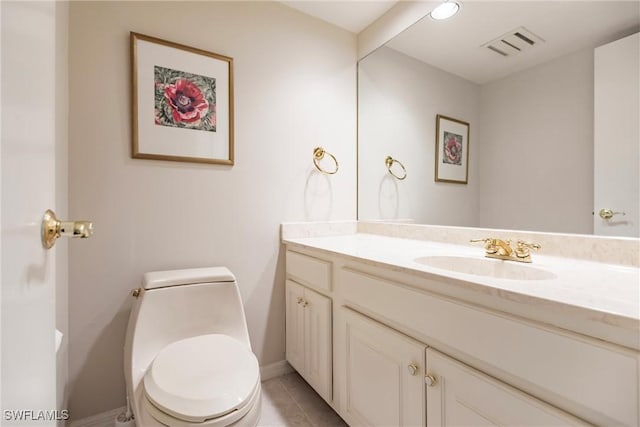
[{"left": 259, "top": 372, "right": 348, "bottom": 427}]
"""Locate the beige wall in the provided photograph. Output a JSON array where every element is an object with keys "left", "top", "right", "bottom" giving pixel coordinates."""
[
  {"left": 477, "top": 49, "right": 594, "bottom": 234},
  {"left": 68, "top": 1, "right": 356, "bottom": 419}
]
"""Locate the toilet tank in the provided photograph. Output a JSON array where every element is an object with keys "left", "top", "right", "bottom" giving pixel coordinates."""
[{"left": 124, "top": 267, "right": 252, "bottom": 404}]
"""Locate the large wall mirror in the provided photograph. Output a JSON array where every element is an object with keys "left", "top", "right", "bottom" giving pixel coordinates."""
[{"left": 358, "top": 1, "right": 639, "bottom": 237}]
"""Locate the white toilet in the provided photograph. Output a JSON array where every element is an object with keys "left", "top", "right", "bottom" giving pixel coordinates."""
[{"left": 124, "top": 267, "right": 261, "bottom": 426}]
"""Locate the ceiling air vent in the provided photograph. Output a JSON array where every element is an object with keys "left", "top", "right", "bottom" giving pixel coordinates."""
[{"left": 482, "top": 27, "right": 545, "bottom": 57}]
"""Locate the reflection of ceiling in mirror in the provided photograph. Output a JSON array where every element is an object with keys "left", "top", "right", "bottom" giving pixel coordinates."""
[{"left": 386, "top": 1, "right": 640, "bottom": 84}]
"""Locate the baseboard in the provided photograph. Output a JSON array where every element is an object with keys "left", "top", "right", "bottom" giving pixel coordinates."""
[
  {"left": 68, "top": 406, "right": 125, "bottom": 427},
  {"left": 260, "top": 360, "right": 293, "bottom": 381}
]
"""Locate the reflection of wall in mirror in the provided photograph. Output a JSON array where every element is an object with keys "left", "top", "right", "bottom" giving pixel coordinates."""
[
  {"left": 359, "top": 45, "right": 598, "bottom": 234},
  {"left": 477, "top": 48, "right": 594, "bottom": 234},
  {"left": 358, "top": 46, "right": 480, "bottom": 225}
]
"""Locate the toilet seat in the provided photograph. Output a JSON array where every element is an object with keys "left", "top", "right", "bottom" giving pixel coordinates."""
[
  {"left": 143, "top": 334, "right": 260, "bottom": 424},
  {"left": 143, "top": 382, "right": 261, "bottom": 427}
]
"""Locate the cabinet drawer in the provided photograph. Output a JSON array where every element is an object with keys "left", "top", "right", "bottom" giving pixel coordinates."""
[
  {"left": 340, "top": 266, "right": 639, "bottom": 426},
  {"left": 286, "top": 250, "right": 332, "bottom": 292}
]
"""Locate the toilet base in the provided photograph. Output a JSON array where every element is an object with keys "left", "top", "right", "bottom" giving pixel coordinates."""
[{"left": 133, "top": 385, "right": 261, "bottom": 427}]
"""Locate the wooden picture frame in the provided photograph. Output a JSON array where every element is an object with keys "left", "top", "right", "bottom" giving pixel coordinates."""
[{"left": 131, "top": 32, "right": 234, "bottom": 165}]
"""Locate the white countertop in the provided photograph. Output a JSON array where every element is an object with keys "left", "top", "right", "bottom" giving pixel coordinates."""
[{"left": 283, "top": 233, "right": 640, "bottom": 349}]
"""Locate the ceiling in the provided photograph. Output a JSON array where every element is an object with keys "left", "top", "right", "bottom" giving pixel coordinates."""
[{"left": 281, "top": 0, "right": 398, "bottom": 33}]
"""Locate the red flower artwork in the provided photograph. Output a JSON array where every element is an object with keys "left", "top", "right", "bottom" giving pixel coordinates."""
[
  {"left": 154, "top": 66, "right": 217, "bottom": 132},
  {"left": 443, "top": 132, "right": 463, "bottom": 165},
  {"left": 164, "top": 79, "right": 209, "bottom": 124}
]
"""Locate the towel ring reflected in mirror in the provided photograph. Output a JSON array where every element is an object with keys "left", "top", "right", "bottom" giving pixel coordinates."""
[
  {"left": 385, "top": 156, "right": 407, "bottom": 180},
  {"left": 313, "top": 147, "right": 339, "bottom": 174}
]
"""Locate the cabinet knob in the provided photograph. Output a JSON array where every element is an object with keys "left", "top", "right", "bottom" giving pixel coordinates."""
[
  {"left": 407, "top": 364, "right": 418, "bottom": 376},
  {"left": 301, "top": 299, "right": 309, "bottom": 307},
  {"left": 424, "top": 374, "right": 437, "bottom": 387}
]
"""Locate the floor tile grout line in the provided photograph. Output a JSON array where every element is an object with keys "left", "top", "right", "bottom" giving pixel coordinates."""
[
  {"left": 261, "top": 377, "right": 309, "bottom": 427},
  {"left": 278, "top": 375, "right": 321, "bottom": 427},
  {"left": 284, "top": 374, "right": 349, "bottom": 427}
]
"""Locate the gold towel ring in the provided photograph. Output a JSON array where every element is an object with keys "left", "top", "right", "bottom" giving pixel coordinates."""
[
  {"left": 385, "top": 156, "right": 407, "bottom": 180},
  {"left": 313, "top": 147, "right": 339, "bottom": 175}
]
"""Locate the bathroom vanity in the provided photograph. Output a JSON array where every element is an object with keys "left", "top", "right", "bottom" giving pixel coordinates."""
[{"left": 282, "top": 222, "right": 640, "bottom": 426}]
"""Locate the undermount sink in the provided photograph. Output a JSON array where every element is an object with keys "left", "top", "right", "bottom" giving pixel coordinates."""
[{"left": 414, "top": 256, "right": 557, "bottom": 281}]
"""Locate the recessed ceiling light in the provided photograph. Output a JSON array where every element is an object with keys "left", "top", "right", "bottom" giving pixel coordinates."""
[{"left": 430, "top": 1, "right": 460, "bottom": 20}]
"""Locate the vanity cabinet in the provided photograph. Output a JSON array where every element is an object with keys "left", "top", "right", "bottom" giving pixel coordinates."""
[
  {"left": 285, "top": 279, "right": 332, "bottom": 402},
  {"left": 338, "top": 265, "right": 637, "bottom": 426},
  {"left": 284, "top": 244, "right": 639, "bottom": 427},
  {"left": 341, "top": 308, "right": 425, "bottom": 427}
]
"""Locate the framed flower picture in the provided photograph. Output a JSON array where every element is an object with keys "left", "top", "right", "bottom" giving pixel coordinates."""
[
  {"left": 434, "top": 114, "right": 470, "bottom": 184},
  {"left": 131, "top": 32, "right": 234, "bottom": 165}
]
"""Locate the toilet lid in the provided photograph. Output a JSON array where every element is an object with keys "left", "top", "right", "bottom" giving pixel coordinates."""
[{"left": 143, "top": 334, "right": 260, "bottom": 423}]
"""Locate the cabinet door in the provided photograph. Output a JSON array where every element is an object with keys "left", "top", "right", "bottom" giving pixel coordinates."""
[
  {"left": 285, "top": 280, "right": 306, "bottom": 374},
  {"left": 303, "top": 286, "right": 332, "bottom": 402},
  {"left": 343, "top": 308, "right": 426, "bottom": 427},
  {"left": 426, "top": 348, "right": 588, "bottom": 426}
]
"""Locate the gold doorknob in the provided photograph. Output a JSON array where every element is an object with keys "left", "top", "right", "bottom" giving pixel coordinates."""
[
  {"left": 599, "top": 208, "right": 626, "bottom": 220},
  {"left": 42, "top": 209, "right": 93, "bottom": 249}
]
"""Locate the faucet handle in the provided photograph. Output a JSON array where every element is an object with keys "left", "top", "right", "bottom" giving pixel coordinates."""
[
  {"left": 469, "top": 238, "right": 490, "bottom": 244},
  {"left": 470, "top": 238, "right": 501, "bottom": 255},
  {"left": 469, "top": 238, "right": 492, "bottom": 251},
  {"left": 515, "top": 240, "right": 541, "bottom": 259}
]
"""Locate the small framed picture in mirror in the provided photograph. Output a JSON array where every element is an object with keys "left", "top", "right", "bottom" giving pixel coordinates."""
[{"left": 434, "top": 114, "right": 470, "bottom": 184}]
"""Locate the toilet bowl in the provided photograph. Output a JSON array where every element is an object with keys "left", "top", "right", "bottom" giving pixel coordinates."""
[{"left": 124, "top": 267, "right": 261, "bottom": 426}]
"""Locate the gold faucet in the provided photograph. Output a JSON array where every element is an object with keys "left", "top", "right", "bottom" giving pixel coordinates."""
[{"left": 470, "top": 238, "right": 540, "bottom": 263}]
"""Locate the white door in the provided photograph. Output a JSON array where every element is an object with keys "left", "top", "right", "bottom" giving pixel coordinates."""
[
  {"left": 593, "top": 33, "right": 639, "bottom": 237},
  {"left": 2, "top": 1, "right": 59, "bottom": 424}
]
